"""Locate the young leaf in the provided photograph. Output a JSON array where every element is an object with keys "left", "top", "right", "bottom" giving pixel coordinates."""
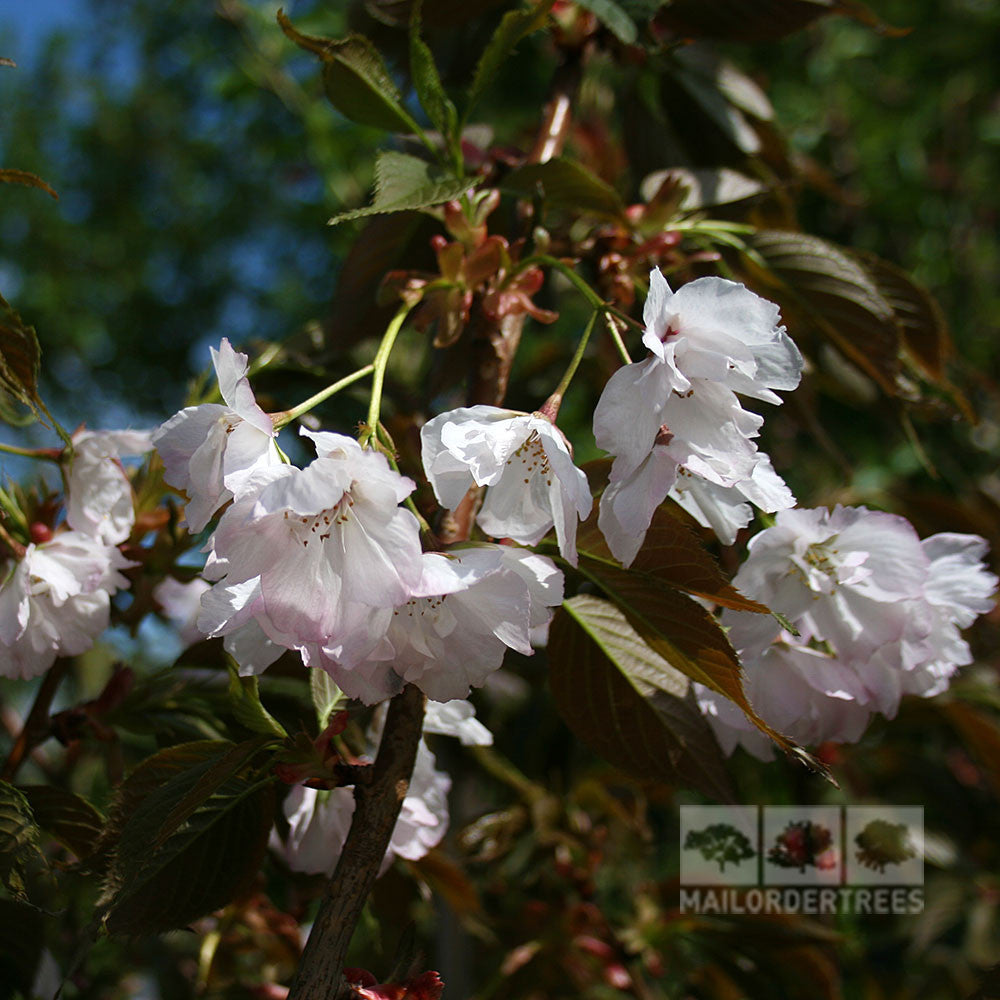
[
  {"left": 410, "top": 2, "right": 459, "bottom": 146},
  {"left": 0, "top": 168, "right": 58, "bottom": 199},
  {"left": 329, "top": 150, "right": 473, "bottom": 226},
  {"left": 744, "top": 229, "right": 901, "bottom": 395},
  {"left": 550, "top": 595, "right": 736, "bottom": 801},
  {"left": 0, "top": 294, "right": 43, "bottom": 424},
  {"left": 228, "top": 664, "right": 288, "bottom": 738},
  {"left": 18, "top": 785, "right": 104, "bottom": 861},
  {"left": 576, "top": 563, "right": 828, "bottom": 774},
  {"left": 575, "top": 507, "right": 770, "bottom": 613},
  {"left": 464, "top": 0, "right": 554, "bottom": 124},
  {"left": 277, "top": 11, "right": 422, "bottom": 134},
  {"left": 502, "top": 157, "right": 625, "bottom": 220},
  {"left": 0, "top": 782, "right": 48, "bottom": 903},
  {"left": 311, "top": 669, "right": 346, "bottom": 730},
  {"left": 575, "top": 0, "right": 638, "bottom": 43}
]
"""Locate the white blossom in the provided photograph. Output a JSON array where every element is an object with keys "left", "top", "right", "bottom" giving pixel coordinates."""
[
  {"left": 152, "top": 576, "right": 211, "bottom": 646},
  {"left": 151, "top": 338, "right": 283, "bottom": 533},
  {"left": 0, "top": 531, "right": 132, "bottom": 679},
  {"left": 698, "top": 507, "right": 996, "bottom": 757},
  {"left": 66, "top": 429, "right": 152, "bottom": 545},
  {"left": 421, "top": 406, "right": 592, "bottom": 564},
  {"left": 423, "top": 699, "right": 494, "bottom": 746},
  {"left": 593, "top": 270, "right": 801, "bottom": 563}
]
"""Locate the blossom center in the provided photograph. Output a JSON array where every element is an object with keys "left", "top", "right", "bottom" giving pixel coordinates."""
[
  {"left": 505, "top": 430, "right": 553, "bottom": 487},
  {"left": 282, "top": 487, "right": 358, "bottom": 548}
]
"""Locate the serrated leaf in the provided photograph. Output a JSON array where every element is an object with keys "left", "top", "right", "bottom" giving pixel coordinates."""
[
  {"left": 102, "top": 768, "right": 275, "bottom": 935},
  {"left": 852, "top": 251, "right": 951, "bottom": 380},
  {"left": 0, "top": 295, "right": 43, "bottom": 424},
  {"left": 745, "top": 229, "right": 901, "bottom": 395},
  {"left": 330, "top": 150, "right": 473, "bottom": 226},
  {"left": 575, "top": 0, "right": 638, "bottom": 43},
  {"left": 227, "top": 664, "right": 287, "bottom": 738},
  {"left": 576, "top": 563, "right": 827, "bottom": 773},
  {"left": 576, "top": 506, "right": 769, "bottom": 613},
  {"left": 277, "top": 11, "right": 421, "bottom": 134},
  {"left": 0, "top": 169, "right": 58, "bottom": 199},
  {"left": 550, "top": 595, "right": 736, "bottom": 800},
  {"left": 18, "top": 785, "right": 104, "bottom": 861},
  {"left": 0, "top": 782, "right": 48, "bottom": 903},
  {"left": 464, "top": 1, "right": 554, "bottom": 123},
  {"left": 0, "top": 898, "right": 44, "bottom": 1000},
  {"left": 310, "top": 670, "right": 345, "bottom": 730},
  {"left": 502, "top": 157, "right": 625, "bottom": 220},
  {"left": 410, "top": 2, "right": 459, "bottom": 145}
]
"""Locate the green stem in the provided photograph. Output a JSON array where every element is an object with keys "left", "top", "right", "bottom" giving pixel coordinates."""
[
  {"left": 272, "top": 364, "right": 375, "bottom": 430},
  {"left": 0, "top": 441, "right": 62, "bottom": 461},
  {"left": 364, "top": 303, "right": 413, "bottom": 443},
  {"left": 540, "top": 310, "right": 597, "bottom": 420},
  {"left": 604, "top": 312, "right": 632, "bottom": 364},
  {"left": 36, "top": 398, "right": 73, "bottom": 452}
]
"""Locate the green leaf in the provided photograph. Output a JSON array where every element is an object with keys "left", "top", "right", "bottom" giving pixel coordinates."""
[
  {"left": 576, "top": 563, "right": 827, "bottom": 773},
  {"left": 464, "top": 0, "right": 554, "bottom": 124},
  {"left": 410, "top": 2, "right": 459, "bottom": 146},
  {"left": 640, "top": 167, "right": 766, "bottom": 212},
  {"left": 550, "top": 595, "right": 736, "bottom": 800},
  {"left": 575, "top": 0, "right": 638, "bottom": 43},
  {"left": 744, "top": 229, "right": 901, "bottom": 395},
  {"left": 101, "top": 764, "right": 276, "bottom": 935},
  {"left": 575, "top": 506, "right": 770, "bottom": 613},
  {"left": 502, "top": 157, "right": 625, "bottom": 220},
  {"left": 227, "top": 664, "right": 288, "bottom": 738},
  {"left": 0, "top": 169, "right": 58, "bottom": 199},
  {"left": 0, "top": 898, "right": 44, "bottom": 1000},
  {"left": 0, "top": 783, "right": 48, "bottom": 903},
  {"left": 329, "top": 150, "right": 473, "bottom": 226},
  {"left": 18, "top": 785, "right": 104, "bottom": 861},
  {"left": 311, "top": 670, "right": 346, "bottom": 731},
  {"left": 277, "top": 12, "right": 421, "bottom": 134},
  {"left": 0, "top": 295, "right": 43, "bottom": 425}
]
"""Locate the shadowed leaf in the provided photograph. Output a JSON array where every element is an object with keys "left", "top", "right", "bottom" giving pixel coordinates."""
[
  {"left": 576, "top": 0, "right": 638, "bottom": 43},
  {"left": 0, "top": 782, "right": 48, "bottom": 903},
  {"left": 502, "top": 157, "right": 625, "bottom": 220},
  {"left": 18, "top": 785, "right": 104, "bottom": 861},
  {"left": 549, "top": 595, "right": 735, "bottom": 800},
  {"left": 410, "top": 2, "right": 459, "bottom": 145},
  {"left": 0, "top": 294, "right": 43, "bottom": 424}
]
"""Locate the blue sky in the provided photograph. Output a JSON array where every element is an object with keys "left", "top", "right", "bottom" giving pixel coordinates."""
[{"left": 1, "top": 0, "right": 85, "bottom": 67}]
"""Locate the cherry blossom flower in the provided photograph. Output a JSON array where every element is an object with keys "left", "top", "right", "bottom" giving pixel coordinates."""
[
  {"left": 697, "top": 507, "right": 996, "bottom": 757},
  {"left": 197, "top": 430, "right": 423, "bottom": 687},
  {"left": 325, "top": 545, "right": 564, "bottom": 703},
  {"left": 423, "top": 698, "right": 494, "bottom": 746},
  {"left": 66, "top": 429, "right": 152, "bottom": 545},
  {"left": 421, "top": 406, "right": 591, "bottom": 564},
  {"left": 151, "top": 338, "right": 283, "bottom": 532},
  {"left": 0, "top": 531, "right": 133, "bottom": 679},
  {"left": 593, "top": 270, "right": 801, "bottom": 563}
]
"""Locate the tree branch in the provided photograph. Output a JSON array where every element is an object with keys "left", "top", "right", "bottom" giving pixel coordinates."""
[
  {"left": 287, "top": 684, "right": 426, "bottom": 1000},
  {"left": 1, "top": 658, "right": 68, "bottom": 783}
]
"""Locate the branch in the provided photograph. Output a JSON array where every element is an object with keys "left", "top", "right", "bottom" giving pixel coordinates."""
[
  {"left": 287, "top": 684, "right": 426, "bottom": 1000},
  {"left": 1, "top": 658, "right": 69, "bottom": 782}
]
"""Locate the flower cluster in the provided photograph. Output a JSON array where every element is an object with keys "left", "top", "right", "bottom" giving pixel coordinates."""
[{"left": 697, "top": 506, "right": 997, "bottom": 757}]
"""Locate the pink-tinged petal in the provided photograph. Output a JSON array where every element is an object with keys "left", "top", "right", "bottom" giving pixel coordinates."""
[
  {"left": 423, "top": 700, "right": 493, "bottom": 746},
  {"left": 922, "top": 533, "right": 997, "bottom": 623},
  {"left": 211, "top": 338, "right": 273, "bottom": 435},
  {"left": 0, "top": 562, "right": 29, "bottom": 645},
  {"left": 225, "top": 619, "right": 286, "bottom": 676},
  {"left": 182, "top": 418, "right": 232, "bottom": 532},
  {"left": 640, "top": 267, "right": 676, "bottom": 359},
  {"left": 152, "top": 403, "right": 227, "bottom": 492},
  {"left": 197, "top": 576, "right": 265, "bottom": 637},
  {"left": 338, "top": 508, "right": 424, "bottom": 607},
  {"left": 221, "top": 421, "right": 283, "bottom": 497}
]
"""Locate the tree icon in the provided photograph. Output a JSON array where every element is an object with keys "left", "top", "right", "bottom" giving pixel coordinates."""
[
  {"left": 767, "top": 820, "right": 838, "bottom": 873},
  {"left": 854, "top": 818, "right": 917, "bottom": 873},
  {"left": 684, "top": 822, "right": 756, "bottom": 873}
]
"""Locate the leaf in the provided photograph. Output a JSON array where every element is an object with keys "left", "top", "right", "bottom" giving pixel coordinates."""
[
  {"left": 550, "top": 595, "right": 736, "bottom": 800},
  {"left": 0, "top": 898, "right": 44, "bottom": 1000},
  {"left": 0, "top": 782, "right": 48, "bottom": 903},
  {"left": 576, "top": 563, "right": 827, "bottom": 773},
  {"left": 18, "top": 785, "right": 104, "bottom": 861},
  {"left": 575, "top": 0, "right": 638, "bottom": 43},
  {"left": 655, "top": 0, "right": 901, "bottom": 41},
  {"left": 0, "top": 169, "right": 58, "bottom": 199},
  {"left": 640, "top": 167, "right": 766, "bottom": 212},
  {"left": 744, "top": 229, "right": 901, "bottom": 395},
  {"left": 366, "top": 0, "right": 508, "bottom": 27},
  {"left": 330, "top": 151, "right": 473, "bottom": 226},
  {"left": 852, "top": 250, "right": 952, "bottom": 380},
  {"left": 311, "top": 669, "right": 345, "bottom": 730},
  {"left": 575, "top": 506, "right": 770, "bottom": 613},
  {"left": 502, "top": 157, "right": 625, "bottom": 220},
  {"left": 408, "top": 849, "right": 480, "bottom": 913},
  {"left": 0, "top": 294, "right": 43, "bottom": 424},
  {"left": 228, "top": 664, "right": 288, "bottom": 738},
  {"left": 101, "top": 757, "right": 276, "bottom": 934},
  {"left": 464, "top": 1, "right": 554, "bottom": 123},
  {"left": 277, "top": 11, "right": 421, "bottom": 134},
  {"left": 410, "top": 2, "right": 459, "bottom": 145}
]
